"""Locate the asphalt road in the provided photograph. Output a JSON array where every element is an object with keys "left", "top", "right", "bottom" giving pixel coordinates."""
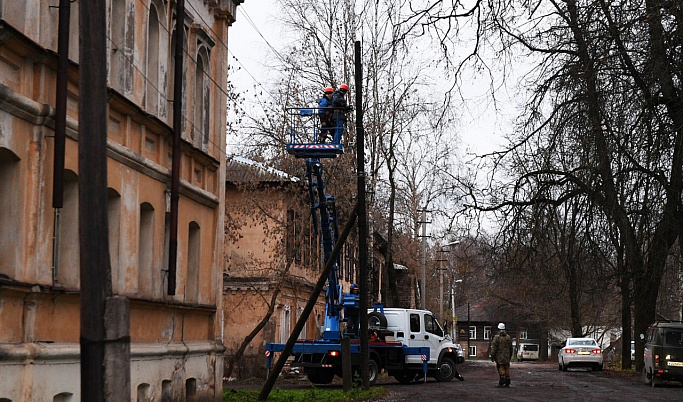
[
  {"left": 227, "top": 360, "right": 683, "bottom": 401},
  {"left": 375, "top": 360, "right": 683, "bottom": 401}
]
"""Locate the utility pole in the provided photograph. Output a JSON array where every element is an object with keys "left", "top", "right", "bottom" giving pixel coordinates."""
[
  {"left": 437, "top": 250, "right": 448, "bottom": 321},
  {"left": 354, "top": 40, "right": 370, "bottom": 389},
  {"left": 79, "top": 3, "right": 130, "bottom": 400},
  {"left": 418, "top": 209, "right": 430, "bottom": 309}
]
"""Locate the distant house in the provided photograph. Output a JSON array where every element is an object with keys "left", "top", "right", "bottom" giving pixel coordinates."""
[
  {"left": 454, "top": 299, "right": 546, "bottom": 360},
  {"left": 222, "top": 155, "right": 358, "bottom": 378}
]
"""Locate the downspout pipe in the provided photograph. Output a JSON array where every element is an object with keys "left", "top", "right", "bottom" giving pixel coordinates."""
[
  {"left": 168, "top": 0, "right": 186, "bottom": 295},
  {"left": 52, "top": 0, "right": 70, "bottom": 285}
]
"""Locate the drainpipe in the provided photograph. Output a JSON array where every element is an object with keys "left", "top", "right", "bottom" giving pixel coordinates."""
[{"left": 52, "top": 0, "right": 70, "bottom": 285}]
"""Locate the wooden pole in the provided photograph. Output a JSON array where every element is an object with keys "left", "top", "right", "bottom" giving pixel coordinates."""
[
  {"left": 259, "top": 203, "right": 359, "bottom": 400},
  {"left": 79, "top": 0, "right": 112, "bottom": 399},
  {"left": 354, "top": 40, "right": 370, "bottom": 389}
]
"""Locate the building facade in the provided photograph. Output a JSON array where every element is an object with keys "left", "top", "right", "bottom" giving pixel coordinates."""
[
  {"left": 222, "top": 156, "right": 357, "bottom": 378},
  {"left": 0, "top": 0, "right": 242, "bottom": 400}
]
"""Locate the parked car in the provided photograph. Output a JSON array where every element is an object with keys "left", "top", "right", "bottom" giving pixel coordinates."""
[
  {"left": 558, "top": 337, "right": 603, "bottom": 372},
  {"left": 517, "top": 343, "right": 540, "bottom": 361},
  {"left": 642, "top": 322, "right": 683, "bottom": 387}
]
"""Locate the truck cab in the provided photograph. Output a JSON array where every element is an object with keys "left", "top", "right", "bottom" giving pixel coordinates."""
[{"left": 370, "top": 307, "right": 462, "bottom": 383}]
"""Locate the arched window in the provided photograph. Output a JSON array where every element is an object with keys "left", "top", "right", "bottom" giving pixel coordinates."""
[
  {"left": 108, "top": 188, "right": 121, "bottom": 292},
  {"left": 279, "top": 305, "right": 291, "bottom": 343},
  {"left": 0, "top": 148, "right": 20, "bottom": 279},
  {"left": 138, "top": 202, "right": 155, "bottom": 295},
  {"left": 53, "top": 393, "right": 74, "bottom": 402},
  {"left": 168, "top": 24, "right": 188, "bottom": 133},
  {"left": 146, "top": 0, "right": 168, "bottom": 118},
  {"left": 194, "top": 46, "right": 210, "bottom": 150},
  {"left": 186, "top": 221, "right": 200, "bottom": 303},
  {"left": 185, "top": 378, "right": 197, "bottom": 399},
  {"left": 109, "top": 0, "right": 133, "bottom": 94},
  {"left": 297, "top": 307, "right": 307, "bottom": 339},
  {"left": 146, "top": 4, "right": 160, "bottom": 113},
  {"left": 57, "top": 170, "right": 79, "bottom": 287},
  {"left": 137, "top": 383, "right": 151, "bottom": 402}
]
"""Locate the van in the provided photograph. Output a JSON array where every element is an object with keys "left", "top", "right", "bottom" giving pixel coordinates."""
[
  {"left": 642, "top": 322, "right": 683, "bottom": 386},
  {"left": 517, "top": 343, "right": 540, "bottom": 361}
]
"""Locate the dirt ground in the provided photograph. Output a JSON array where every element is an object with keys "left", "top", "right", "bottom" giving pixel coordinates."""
[{"left": 225, "top": 360, "right": 683, "bottom": 401}]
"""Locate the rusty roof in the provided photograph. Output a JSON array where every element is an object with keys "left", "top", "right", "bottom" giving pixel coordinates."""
[{"left": 226, "top": 155, "right": 300, "bottom": 183}]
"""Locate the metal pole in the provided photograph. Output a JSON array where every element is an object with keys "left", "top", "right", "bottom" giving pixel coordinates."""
[
  {"left": 439, "top": 258, "right": 444, "bottom": 320},
  {"left": 420, "top": 209, "right": 426, "bottom": 309},
  {"left": 467, "top": 302, "right": 471, "bottom": 359}
]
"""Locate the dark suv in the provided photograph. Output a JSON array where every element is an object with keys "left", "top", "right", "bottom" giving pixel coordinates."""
[{"left": 642, "top": 322, "right": 683, "bottom": 387}]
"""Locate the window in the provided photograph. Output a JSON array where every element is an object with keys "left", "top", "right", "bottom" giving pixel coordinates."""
[
  {"left": 185, "top": 378, "right": 197, "bottom": 399},
  {"left": 484, "top": 326, "right": 491, "bottom": 340},
  {"left": 108, "top": 189, "right": 121, "bottom": 292},
  {"left": 146, "top": 2, "right": 162, "bottom": 114},
  {"left": 57, "top": 170, "right": 79, "bottom": 287},
  {"left": 297, "top": 307, "right": 307, "bottom": 339},
  {"left": 53, "top": 393, "right": 74, "bottom": 402},
  {"left": 138, "top": 203, "right": 155, "bottom": 295},
  {"left": 168, "top": 25, "right": 188, "bottom": 131},
  {"left": 0, "top": 148, "right": 20, "bottom": 279},
  {"left": 469, "top": 326, "right": 477, "bottom": 340},
  {"left": 410, "top": 314, "right": 420, "bottom": 333},
  {"left": 425, "top": 315, "right": 444, "bottom": 337},
  {"left": 280, "top": 305, "right": 291, "bottom": 342},
  {"left": 186, "top": 221, "right": 200, "bottom": 303},
  {"left": 520, "top": 328, "right": 528, "bottom": 339},
  {"left": 109, "top": 0, "right": 133, "bottom": 94},
  {"left": 137, "top": 383, "right": 151, "bottom": 402},
  {"left": 468, "top": 346, "right": 477, "bottom": 357},
  {"left": 193, "top": 47, "right": 210, "bottom": 150}
]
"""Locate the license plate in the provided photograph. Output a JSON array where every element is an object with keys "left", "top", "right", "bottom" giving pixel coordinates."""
[
  {"left": 578, "top": 351, "right": 590, "bottom": 355},
  {"left": 668, "top": 361, "right": 683, "bottom": 367}
]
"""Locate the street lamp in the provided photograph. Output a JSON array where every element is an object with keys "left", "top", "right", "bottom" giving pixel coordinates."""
[
  {"left": 439, "top": 240, "right": 459, "bottom": 321},
  {"left": 451, "top": 279, "right": 462, "bottom": 338}
]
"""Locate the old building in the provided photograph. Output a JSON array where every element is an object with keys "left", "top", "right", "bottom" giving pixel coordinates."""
[
  {"left": 0, "top": 0, "right": 242, "bottom": 400},
  {"left": 455, "top": 300, "right": 545, "bottom": 360},
  {"left": 222, "top": 155, "right": 358, "bottom": 378}
]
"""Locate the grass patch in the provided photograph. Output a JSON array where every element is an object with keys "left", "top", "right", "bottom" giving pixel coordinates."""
[{"left": 223, "top": 386, "right": 386, "bottom": 401}]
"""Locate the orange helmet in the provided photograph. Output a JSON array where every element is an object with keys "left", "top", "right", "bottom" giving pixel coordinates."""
[
  {"left": 324, "top": 86, "right": 334, "bottom": 94},
  {"left": 339, "top": 84, "right": 349, "bottom": 91}
]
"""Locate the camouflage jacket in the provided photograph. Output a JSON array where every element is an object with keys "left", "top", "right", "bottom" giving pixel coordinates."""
[{"left": 491, "top": 331, "right": 513, "bottom": 364}]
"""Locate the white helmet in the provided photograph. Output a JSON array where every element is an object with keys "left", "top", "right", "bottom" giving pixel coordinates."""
[{"left": 498, "top": 322, "right": 506, "bottom": 330}]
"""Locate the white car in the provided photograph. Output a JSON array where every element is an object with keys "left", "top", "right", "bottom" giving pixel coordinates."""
[{"left": 558, "top": 337, "right": 603, "bottom": 372}]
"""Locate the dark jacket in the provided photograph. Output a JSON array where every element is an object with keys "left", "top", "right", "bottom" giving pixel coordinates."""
[
  {"left": 331, "top": 90, "right": 349, "bottom": 121},
  {"left": 491, "top": 330, "right": 513, "bottom": 365}
]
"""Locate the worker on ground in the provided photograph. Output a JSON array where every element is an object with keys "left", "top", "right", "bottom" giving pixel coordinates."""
[
  {"left": 491, "top": 322, "right": 513, "bottom": 387},
  {"left": 317, "top": 86, "right": 334, "bottom": 143},
  {"left": 331, "top": 84, "right": 352, "bottom": 144}
]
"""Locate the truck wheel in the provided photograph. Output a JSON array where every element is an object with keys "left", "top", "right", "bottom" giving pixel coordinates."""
[
  {"left": 368, "top": 359, "right": 379, "bottom": 385},
  {"left": 394, "top": 370, "right": 417, "bottom": 384},
  {"left": 368, "top": 312, "right": 387, "bottom": 329},
  {"left": 433, "top": 357, "right": 456, "bottom": 382},
  {"left": 306, "top": 368, "right": 335, "bottom": 384}
]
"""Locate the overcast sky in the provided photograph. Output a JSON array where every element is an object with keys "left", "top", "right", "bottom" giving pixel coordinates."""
[{"left": 227, "top": 1, "right": 517, "bottom": 157}]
